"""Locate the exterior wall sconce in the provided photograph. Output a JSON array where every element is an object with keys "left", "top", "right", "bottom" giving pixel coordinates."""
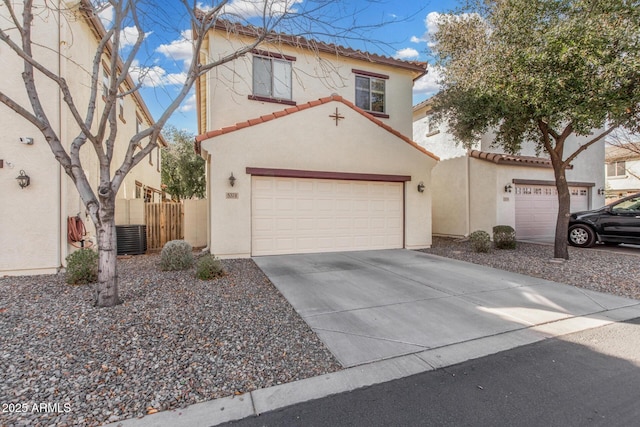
[
  {"left": 16, "top": 170, "right": 30, "bottom": 188},
  {"left": 417, "top": 181, "right": 425, "bottom": 193},
  {"left": 504, "top": 184, "right": 512, "bottom": 193},
  {"left": 597, "top": 188, "right": 605, "bottom": 195},
  {"left": 228, "top": 172, "right": 236, "bottom": 187}
]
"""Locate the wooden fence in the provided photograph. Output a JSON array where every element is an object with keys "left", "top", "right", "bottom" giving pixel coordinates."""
[{"left": 145, "top": 202, "right": 184, "bottom": 250}]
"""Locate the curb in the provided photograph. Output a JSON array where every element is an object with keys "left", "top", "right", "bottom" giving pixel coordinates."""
[{"left": 104, "top": 303, "right": 640, "bottom": 427}]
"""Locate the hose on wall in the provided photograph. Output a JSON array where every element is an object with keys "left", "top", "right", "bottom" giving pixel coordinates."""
[{"left": 67, "top": 216, "right": 94, "bottom": 248}]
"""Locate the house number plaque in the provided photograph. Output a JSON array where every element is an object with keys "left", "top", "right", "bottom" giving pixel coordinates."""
[{"left": 226, "top": 192, "right": 239, "bottom": 199}]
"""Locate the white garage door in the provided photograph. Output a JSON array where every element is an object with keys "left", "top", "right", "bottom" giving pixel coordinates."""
[
  {"left": 252, "top": 176, "right": 403, "bottom": 256},
  {"left": 515, "top": 185, "right": 589, "bottom": 239}
]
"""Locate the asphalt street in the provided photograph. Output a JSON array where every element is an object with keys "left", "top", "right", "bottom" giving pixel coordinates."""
[{"left": 223, "top": 318, "right": 640, "bottom": 427}]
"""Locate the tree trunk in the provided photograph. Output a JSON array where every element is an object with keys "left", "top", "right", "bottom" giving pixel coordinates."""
[
  {"left": 95, "top": 204, "right": 120, "bottom": 307},
  {"left": 553, "top": 167, "right": 571, "bottom": 260}
]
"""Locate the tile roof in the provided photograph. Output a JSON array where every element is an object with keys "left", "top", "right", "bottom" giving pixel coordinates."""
[
  {"left": 469, "top": 150, "right": 573, "bottom": 169},
  {"left": 195, "top": 94, "right": 439, "bottom": 161},
  {"left": 201, "top": 17, "right": 428, "bottom": 77},
  {"left": 606, "top": 143, "right": 640, "bottom": 162}
]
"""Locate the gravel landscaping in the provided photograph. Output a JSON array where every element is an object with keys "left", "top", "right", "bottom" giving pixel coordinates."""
[
  {"left": 2, "top": 240, "right": 639, "bottom": 426},
  {"left": 0, "top": 256, "right": 340, "bottom": 427},
  {"left": 421, "top": 237, "right": 640, "bottom": 300}
]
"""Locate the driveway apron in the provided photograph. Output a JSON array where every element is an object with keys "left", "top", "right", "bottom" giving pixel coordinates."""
[{"left": 253, "top": 249, "right": 639, "bottom": 367}]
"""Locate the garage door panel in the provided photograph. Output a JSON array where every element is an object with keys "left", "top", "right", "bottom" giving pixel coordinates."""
[
  {"left": 516, "top": 185, "right": 589, "bottom": 239},
  {"left": 252, "top": 176, "right": 404, "bottom": 255}
]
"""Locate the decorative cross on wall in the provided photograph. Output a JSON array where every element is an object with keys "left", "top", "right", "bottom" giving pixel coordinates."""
[{"left": 329, "top": 107, "right": 345, "bottom": 126}]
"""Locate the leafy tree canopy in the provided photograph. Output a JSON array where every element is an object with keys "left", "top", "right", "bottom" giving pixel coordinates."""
[
  {"left": 161, "top": 126, "right": 205, "bottom": 201},
  {"left": 429, "top": 0, "right": 640, "bottom": 259},
  {"left": 432, "top": 0, "right": 640, "bottom": 158}
]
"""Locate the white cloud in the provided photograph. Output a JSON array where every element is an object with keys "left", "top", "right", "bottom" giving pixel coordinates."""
[
  {"left": 130, "top": 61, "right": 187, "bottom": 88},
  {"left": 394, "top": 47, "right": 420, "bottom": 60},
  {"left": 119, "top": 26, "right": 152, "bottom": 49},
  {"left": 410, "top": 11, "right": 442, "bottom": 46},
  {"left": 97, "top": 4, "right": 114, "bottom": 28},
  {"left": 179, "top": 92, "right": 197, "bottom": 113},
  {"left": 221, "top": 0, "right": 304, "bottom": 19},
  {"left": 156, "top": 30, "right": 194, "bottom": 64},
  {"left": 413, "top": 65, "right": 443, "bottom": 96}
]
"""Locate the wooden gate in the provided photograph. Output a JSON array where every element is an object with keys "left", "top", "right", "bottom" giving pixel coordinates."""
[{"left": 145, "top": 202, "right": 184, "bottom": 250}]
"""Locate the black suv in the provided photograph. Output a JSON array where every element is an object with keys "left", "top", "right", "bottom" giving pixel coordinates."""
[{"left": 568, "top": 192, "right": 640, "bottom": 247}]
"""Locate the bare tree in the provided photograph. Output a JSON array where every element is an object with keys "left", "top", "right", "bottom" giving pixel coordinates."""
[{"left": 0, "top": 0, "right": 400, "bottom": 307}]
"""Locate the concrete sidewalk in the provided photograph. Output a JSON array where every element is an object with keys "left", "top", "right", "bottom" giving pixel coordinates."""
[{"left": 108, "top": 250, "right": 640, "bottom": 427}]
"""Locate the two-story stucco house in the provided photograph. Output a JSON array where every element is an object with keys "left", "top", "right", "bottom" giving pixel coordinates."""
[
  {"left": 0, "top": 0, "right": 163, "bottom": 276},
  {"left": 195, "top": 21, "right": 439, "bottom": 258},
  {"left": 605, "top": 142, "right": 640, "bottom": 201},
  {"left": 413, "top": 98, "right": 605, "bottom": 241}
]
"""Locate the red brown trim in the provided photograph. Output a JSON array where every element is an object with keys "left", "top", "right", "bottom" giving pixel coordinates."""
[
  {"left": 352, "top": 69, "right": 390, "bottom": 80},
  {"left": 367, "top": 111, "right": 390, "bottom": 119},
  {"left": 248, "top": 95, "right": 297, "bottom": 106},
  {"left": 252, "top": 48, "right": 297, "bottom": 62},
  {"left": 512, "top": 179, "right": 595, "bottom": 187},
  {"left": 246, "top": 167, "right": 411, "bottom": 182}
]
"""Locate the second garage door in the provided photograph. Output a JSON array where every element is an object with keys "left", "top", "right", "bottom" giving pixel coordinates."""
[
  {"left": 252, "top": 176, "right": 403, "bottom": 256},
  {"left": 515, "top": 184, "right": 589, "bottom": 239}
]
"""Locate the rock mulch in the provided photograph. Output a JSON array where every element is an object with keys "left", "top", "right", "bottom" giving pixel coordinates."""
[
  {"left": 3, "top": 240, "right": 639, "bottom": 426},
  {"left": 0, "top": 256, "right": 340, "bottom": 427},
  {"left": 421, "top": 237, "right": 640, "bottom": 301}
]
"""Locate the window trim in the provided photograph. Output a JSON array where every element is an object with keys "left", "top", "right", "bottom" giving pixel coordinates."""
[
  {"left": 352, "top": 68, "right": 389, "bottom": 80},
  {"left": 354, "top": 73, "right": 387, "bottom": 116},
  {"left": 118, "top": 88, "right": 126, "bottom": 123},
  {"left": 252, "top": 54, "right": 294, "bottom": 102},
  {"left": 606, "top": 160, "right": 626, "bottom": 178}
]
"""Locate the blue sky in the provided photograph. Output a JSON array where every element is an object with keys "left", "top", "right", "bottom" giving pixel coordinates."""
[{"left": 103, "top": 1, "right": 460, "bottom": 134}]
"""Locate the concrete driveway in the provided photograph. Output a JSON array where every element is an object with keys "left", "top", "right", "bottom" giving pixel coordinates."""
[{"left": 254, "top": 249, "right": 640, "bottom": 367}]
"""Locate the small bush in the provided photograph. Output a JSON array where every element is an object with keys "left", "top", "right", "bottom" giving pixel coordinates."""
[
  {"left": 469, "top": 230, "right": 492, "bottom": 253},
  {"left": 196, "top": 254, "right": 224, "bottom": 280},
  {"left": 493, "top": 225, "right": 517, "bottom": 249},
  {"left": 66, "top": 249, "right": 98, "bottom": 285},
  {"left": 160, "top": 240, "right": 194, "bottom": 271}
]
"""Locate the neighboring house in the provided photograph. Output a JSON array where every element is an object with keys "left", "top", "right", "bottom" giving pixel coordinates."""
[
  {"left": 195, "top": 21, "right": 438, "bottom": 258},
  {"left": 605, "top": 143, "right": 640, "bottom": 200},
  {"left": 413, "top": 99, "right": 605, "bottom": 241},
  {"left": 0, "top": 0, "right": 163, "bottom": 276}
]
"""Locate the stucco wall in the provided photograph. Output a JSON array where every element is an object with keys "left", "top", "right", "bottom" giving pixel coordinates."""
[
  {"left": 432, "top": 153, "right": 605, "bottom": 238},
  {"left": 200, "top": 101, "right": 437, "bottom": 258},
  {"left": 607, "top": 158, "right": 640, "bottom": 195},
  {"left": 431, "top": 156, "right": 469, "bottom": 237},
  {"left": 0, "top": 1, "right": 161, "bottom": 275},
  {"left": 412, "top": 103, "right": 479, "bottom": 160},
  {"left": 205, "top": 32, "right": 416, "bottom": 136}
]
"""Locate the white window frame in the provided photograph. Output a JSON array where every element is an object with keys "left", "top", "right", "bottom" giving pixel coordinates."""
[
  {"left": 252, "top": 55, "right": 293, "bottom": 100},
  {"left": 606, "top": 161, "right": 626, "bottom": 178},
  {"left": 355, "top": 75, "right": 386, "bottom": 113}
]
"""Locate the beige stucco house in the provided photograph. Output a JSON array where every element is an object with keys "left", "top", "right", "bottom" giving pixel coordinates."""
[
  {"left": 195, "top": 22, "right": 438, "bottom": 258},
  {"left": 0, "top": 0, "right": 163, "bottom": 276},
  {"left": 413, "top": 99, "right": 605, "bottom": 241},
  {"left": 605, "top": 142, "right": 640, "bottom": 201}
]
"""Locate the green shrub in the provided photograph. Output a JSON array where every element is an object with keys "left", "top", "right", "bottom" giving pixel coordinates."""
[
  {"left": 66, "top": 249, "right": 98, "bottom": 285},
  {"left": 469, "top": 230, "right": 492, "bottom": 253},
  {"left": 160, "top": 240, "right": 194, "bottom": 271},
  {"left": 196, "top": 254, "right": 224, "bottom": 280},
  {"left": 493, "top": 225, "right": 517, "bottom": 249}
]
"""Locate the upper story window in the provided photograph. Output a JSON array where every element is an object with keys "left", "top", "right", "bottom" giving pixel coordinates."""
[
  {"left": 425, "top": 113, "right": 440, "bottom": 137},
  {"left": 353, "top": 69, "right": 388, "bottom": 117},
  {"left": 118, "top": 88, "right": 125, "bottom": 122},
  {"left": 102, "top": 68, "right": 110, "bottom": 99},
  {"left": 252, "top": 54, "right": 293, "bottom": 101},
  {"left": 606, "top": 161, "right": 626, "bottom": 177}
]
